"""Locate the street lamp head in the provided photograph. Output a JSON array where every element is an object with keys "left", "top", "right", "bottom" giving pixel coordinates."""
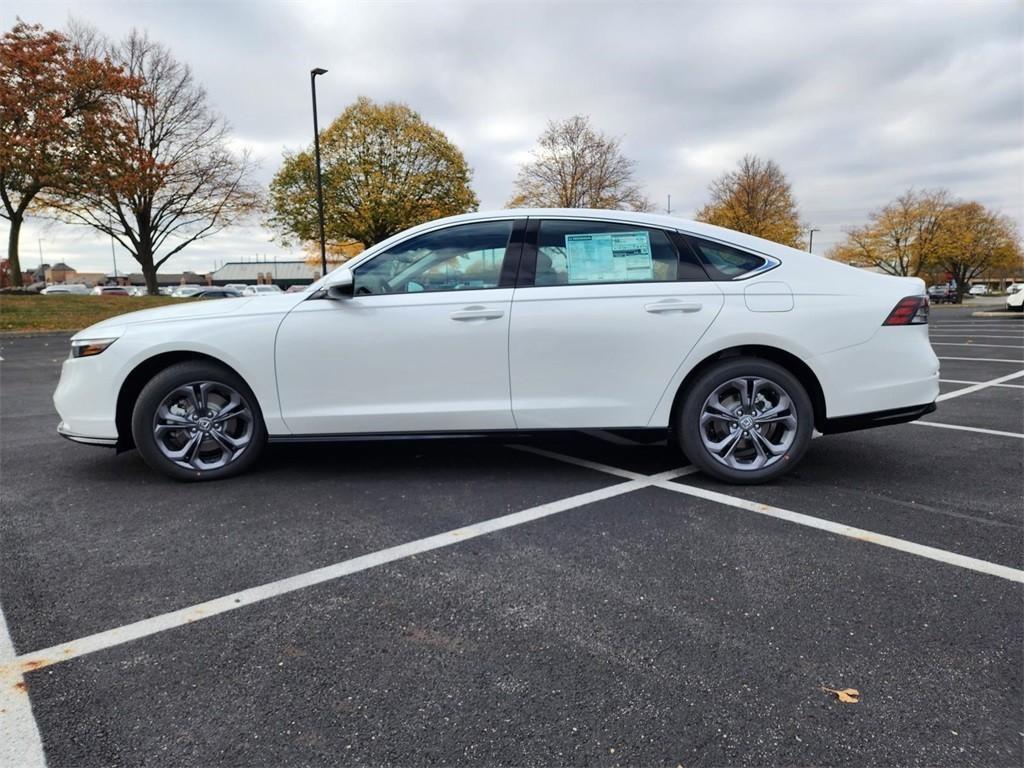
[{"left": 311, "top": 67, "right": 328, "bottom": 76}]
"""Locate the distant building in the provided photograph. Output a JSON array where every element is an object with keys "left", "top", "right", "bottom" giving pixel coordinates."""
[
  {"left": 115, "top": 271, "right": 210, "bottom": 288},
  {"left": 209, "top": 261, "right": 321, "bottom": 288},
  {"left": 44, "top": 263, "right": 106, "bottom": 286}
]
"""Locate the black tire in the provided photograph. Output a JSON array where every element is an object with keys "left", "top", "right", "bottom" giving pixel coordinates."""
[
  {"left": 676, "top": 357, "right": 813, "bottom": 485},
  {"left": 131, "top": 360, "right": 266, "bottom": 481}
]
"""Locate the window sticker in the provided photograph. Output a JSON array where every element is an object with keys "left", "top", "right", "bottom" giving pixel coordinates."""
[{"left": 564, "top": 231, "right": 653, "bottom": 283}]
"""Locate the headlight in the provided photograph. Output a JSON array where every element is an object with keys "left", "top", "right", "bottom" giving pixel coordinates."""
[{"left": 71, "top": 338, "right": 118, "bottom": 358}]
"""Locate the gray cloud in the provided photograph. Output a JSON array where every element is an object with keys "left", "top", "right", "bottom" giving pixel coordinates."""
[{"left": 6, "top": 0, "right": 1022, "bottom": 272}]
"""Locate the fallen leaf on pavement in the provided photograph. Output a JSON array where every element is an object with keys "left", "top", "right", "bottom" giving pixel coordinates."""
[{"left": 821, "top": 686, "right": 861, "bottom": 703}]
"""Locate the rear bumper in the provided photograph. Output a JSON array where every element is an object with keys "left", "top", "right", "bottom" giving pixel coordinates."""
[
  {"left": 812, "top": 324, "right": 940, "bottom": 419},
  {"left": 819, "top": 402, "right": 936, "bottom": 435}
]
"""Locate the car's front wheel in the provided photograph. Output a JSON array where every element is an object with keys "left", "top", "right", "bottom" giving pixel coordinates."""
[
  {"left": 677, "top": 357, "right": 813, "bottom": 484},
  {"left": 131, "top": 360, "right": 266, "bottom": 481}
]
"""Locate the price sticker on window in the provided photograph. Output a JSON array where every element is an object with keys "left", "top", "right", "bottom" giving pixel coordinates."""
[{"left": 565, "top": 231, "right": 653, "bottom": 283}]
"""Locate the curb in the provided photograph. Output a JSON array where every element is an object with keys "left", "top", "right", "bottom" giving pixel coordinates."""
[{"left": 971, "top": 311, "right": 1024, "bottom": 318}]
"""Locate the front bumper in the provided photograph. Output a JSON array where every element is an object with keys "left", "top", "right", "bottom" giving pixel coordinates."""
[
  {"left": 57, "top": 421, "right": 118, "bottom": 447},
  {"left": 53, "top": 354, "right": 121, "bottom": 442}
]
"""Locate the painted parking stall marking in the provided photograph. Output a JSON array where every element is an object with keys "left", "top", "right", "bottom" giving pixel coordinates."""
[
  {"left": 939, "top": 379, "right": 1024, "bottom": 389},
  {"left": 0, "top": 608, "right": 45, "bottom": 768},
  {"left": 0, "top": 467, "right": 695, "bottom": 677},
  {"left": 931, "top": 342, "right": 1024, "bottom": 349},
  {"left": 935, "top": 370, "right": 1024, "bottom": 401},
  {"left": 513, "top": 448, "right": 1024, "bottom": 584},
  {"left": 912, "top": 421, "right": 1024, "bottom": 439},
  {"left": 937, "top": 356, "right": 1024, "bottom": 364}
]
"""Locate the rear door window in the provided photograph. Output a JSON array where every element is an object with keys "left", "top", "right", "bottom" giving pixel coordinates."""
[{"left": 527, "top": 220, "right": 702, "bottom": 286}]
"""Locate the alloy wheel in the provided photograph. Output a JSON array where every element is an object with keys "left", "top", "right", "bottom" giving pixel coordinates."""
[
  {"left": 698, "top": 376, "right": 799, "bottom": 471},
  {"left": 152, "top": 381, "right": 254, "bottom": 471}
]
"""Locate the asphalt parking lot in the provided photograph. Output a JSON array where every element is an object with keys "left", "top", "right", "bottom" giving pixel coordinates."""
[{"left": 1, "top": 305, "right": 1022, "bottom": 767}]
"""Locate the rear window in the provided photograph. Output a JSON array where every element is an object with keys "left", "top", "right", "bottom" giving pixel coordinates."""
[{"left": 687, "top": 237, "right": 768, "bottom": 280}]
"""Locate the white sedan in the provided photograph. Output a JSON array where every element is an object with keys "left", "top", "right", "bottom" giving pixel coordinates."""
[
  {"left": 1007, "top": 287, "right": 1024, "bottom": 311},
  {"left": 242, "top": 284, "right": 283, "bottom": 296},
  {"left": 54, "top": 209, "right": 939, "bottom": 483}
]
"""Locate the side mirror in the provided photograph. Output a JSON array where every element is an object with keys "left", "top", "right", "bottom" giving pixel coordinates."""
[{"left": 324, "top": 268, "right": 354, "bottom": 300}]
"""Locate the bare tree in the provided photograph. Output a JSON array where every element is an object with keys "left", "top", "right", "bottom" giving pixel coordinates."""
[
  {"left": 508, "top": 115, "right": 651, "bottom": 211},
  {"left": 696, "top": 155, "right": 805, "bottom": 248},
  {"left": 47, "top": 29, "right": 259, "bottom": 293}
]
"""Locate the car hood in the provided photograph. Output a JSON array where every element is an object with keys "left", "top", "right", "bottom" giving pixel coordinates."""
[{"left": 72, "top": 294, "right": 305, "bottom": 340}]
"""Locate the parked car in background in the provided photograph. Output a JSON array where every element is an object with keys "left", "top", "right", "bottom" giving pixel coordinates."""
[
  {"left": 41, "top": 284, "right": 90, "bottom": 295},
  {"left": 927, "top": 284, "right": 959, "bottom": 304},
  {"left": 241, "top": 284, "right": 283, "bottom": 296},
  {"left": 171, "top": 285, "right": 204, "bottom": 298},
  {"left": 1006, "top": 288, "right": 1024, "bottom": 312},
  {"left": 54, "top": 209, "right": 939, "bottom": 485},
  {"left": 91, "top": 286, "right": 130, "bottom": 297},
  {"left": 968, "top": 284, "right": 989, "bottom": 296},
  {"left": 1006, "top": 284, "right": 1024, "bottom": 295},
  {"left": 285, "top": 284, "right": 312, "bottom": 293},
  {"left": 224, "top": 284, "right": 248, "bottom": 293},
  {"left": 192, "top": 288, "right": 242, "bottom": 300}
]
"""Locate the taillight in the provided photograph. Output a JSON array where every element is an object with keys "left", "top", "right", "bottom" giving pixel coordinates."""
[{"left": 883, "top": 296, "right": 929, "bottom": 326}]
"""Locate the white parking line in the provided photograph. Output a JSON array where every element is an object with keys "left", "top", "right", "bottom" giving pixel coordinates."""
[
  {"left": 936, "top": 370, "right": 1024, "bottom": 401},
  {"left": 931, "top": 342, "right": 1024, "bottom": 349},
  {"left": 931, "top": 328, "right": 1023, "bottom": 332},
  {"left": 930, "top": 333, "right": 1024, "bottom": 339},
  {"left": 515, "top": 449, "right": 1024, "bottom": 583},
  {"left": 912, "top": 421, "right": 1024, "bottom": 439},
  {"left": 0, "top": 608, "right": 46, "bottom": 768},
  {"left": 0, "top": 466, "right": 694, "bottom": 677},
  {"left": 655, "top": 481, "right": 1024, "bottom": 582},
  {"left": 938, "top": 356, "right": 1024, "bottom": 364},
  {"left": 940, "top": 379, "right": 1024, "bottom": 390}
]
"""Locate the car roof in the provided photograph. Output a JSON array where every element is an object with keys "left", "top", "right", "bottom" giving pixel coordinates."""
[{"left": 342, "top": 208, "right": 808, "bottom": 268}]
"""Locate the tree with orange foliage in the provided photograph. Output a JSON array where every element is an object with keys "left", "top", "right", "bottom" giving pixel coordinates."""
[
  {"left": 0, "top": 21, "right": 140, "bottom": 286},
  {"left": 829, "top": 189, "right": 950, "bottom": 276},
  {"left": 930, "top": 201, "right": 1021, "bottom": 301},
  {"left": 696, "top": 155, "right": 805, "bottom": 248}
]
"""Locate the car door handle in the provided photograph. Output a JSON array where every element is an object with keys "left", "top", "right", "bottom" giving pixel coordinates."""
[
  {"left": 644, "top": 300, "right": 703, "bottom": 314},
  {"left": 450, "top": 306, "right": 505, "bottom": 321}
]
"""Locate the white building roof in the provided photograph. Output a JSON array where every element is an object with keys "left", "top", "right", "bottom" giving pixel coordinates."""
[{"left": 210, "top": 261, "right": 319, "bottom": 281}]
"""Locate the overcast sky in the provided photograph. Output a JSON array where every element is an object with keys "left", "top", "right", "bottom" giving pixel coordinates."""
[{"left": 6, "top": 0, "right": 1023, "bottom": 275}]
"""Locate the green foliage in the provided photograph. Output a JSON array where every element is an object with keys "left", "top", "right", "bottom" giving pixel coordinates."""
[{"left": 269, "top": 97, "right": 479, "bottom": 249}]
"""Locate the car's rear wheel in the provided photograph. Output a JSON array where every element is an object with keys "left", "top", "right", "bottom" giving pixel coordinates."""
[
  {"left": 677, "top": 357, "right": 813, "bottom": 484},
  {"left": 131, "top": 360, "right": 266, "bottom": 481}
]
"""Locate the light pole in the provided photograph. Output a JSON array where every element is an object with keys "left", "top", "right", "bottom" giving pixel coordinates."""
[
  {"left": 109, "top": 217, "right": 118, "bottom": 282},
  {"left": 808, "top": 228, "right": 820, "bottom": 253},
  {"left": 310, "top": 67, "right": 328, "bottom": 278}
]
